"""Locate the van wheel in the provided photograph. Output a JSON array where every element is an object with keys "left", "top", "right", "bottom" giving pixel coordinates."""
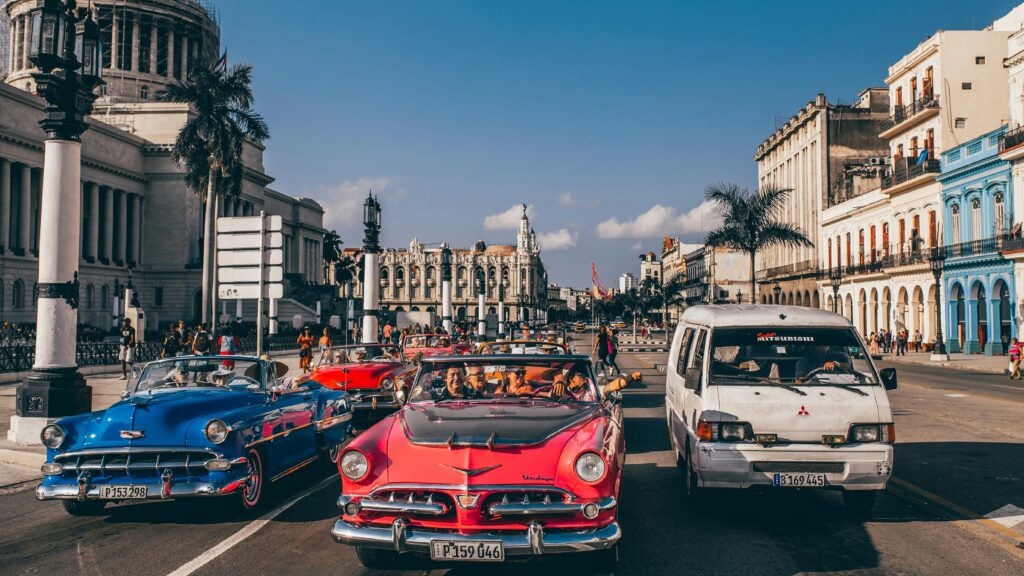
[
  {"left": 683, "top": 441, "right": 705, "bottom": 506},
  {"left": 843, "top": 490, "right": 878, "bottom": 518},
  {"left": 355, "top": 546, "right": 397, "bottom": 568},
  {"left": 62, "top": 500, "right": 106, "bottom": 516}
]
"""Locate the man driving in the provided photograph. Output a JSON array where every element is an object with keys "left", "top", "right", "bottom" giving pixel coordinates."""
[
  {"left": 209, "top": 367, "right": 234, "bottom": 387},
  {"left": 794, "top": 345, "right": 851, "bottom": 383},
  {"left": 504, "top": 366, "right": 534, "bottom": 395}
]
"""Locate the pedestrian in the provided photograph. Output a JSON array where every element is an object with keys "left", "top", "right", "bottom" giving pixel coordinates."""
[
  {"left": 176, "top": 320, "right": 191, "bottom": 357},
  {"left": 118, "top": 318, "right": 136, "bottom": 380},
  {"left": 1009, "top": 338, "right": 1022, "bottom": 380},
  {"left": 161, "top": 326, "right": 180, "bottom": 359},
  {"left": 192, "top": 323, "right": 212, "bottom": 356},
  {"left": 217, "top": 326, "right": 241, "bottom": 369},
  {"left": 594, "top": 326, "right": 611, "bottom": 376},
  {"left": 914, "top": 330, "right": 922, "bottom": 353},
  {"left": 1001, "top": 332, "right": 1010, "bottom": 355},
  {"left": 608, "top": 329, "right": 622, "bottom": 375},
  {"left": 318, "top": 327, "right": 333, "bottom": 365},
  {"left": 382, "top": 321, "right": 394, "bottom": 343},
  {"left": 297, "top": 326, "right": 315, "bottom": 373}
]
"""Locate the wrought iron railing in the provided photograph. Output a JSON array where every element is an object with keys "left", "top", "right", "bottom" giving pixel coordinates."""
[
  {"left": 882, "top": 158, "right": 941, "bottom": 190},
  {"left": 880, "top": 94, "right": 939, "bottom": 132},
  {"left": 999, "top": 124, "right": 1024, "bottom": 152},
  {"left": 756, "top": 259, "right": 818, "bottom": 281}
]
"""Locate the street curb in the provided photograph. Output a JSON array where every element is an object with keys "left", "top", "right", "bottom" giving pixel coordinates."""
[
  {"left": 0, "top": 447, "right": 44, "bottom": 468},
  {"left": 879, "top": 356, "right": 1007, "bottom": 375}
]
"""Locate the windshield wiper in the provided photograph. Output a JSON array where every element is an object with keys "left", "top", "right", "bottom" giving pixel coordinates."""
[
  {"left": 714, "top": 374, "right": 808, "bottom": 396},
  {"left": 808, "top": 382, "right": 869, "bottom": 397}
]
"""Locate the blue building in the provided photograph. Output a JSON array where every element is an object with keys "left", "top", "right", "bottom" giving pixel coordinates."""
[{"left": 938, "top": 126, "right": 1015, "bottom": 355}]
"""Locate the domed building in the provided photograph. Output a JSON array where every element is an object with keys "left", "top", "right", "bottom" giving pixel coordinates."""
[{"left": 0, "top": 0, "right": 326, "bottom": 330}]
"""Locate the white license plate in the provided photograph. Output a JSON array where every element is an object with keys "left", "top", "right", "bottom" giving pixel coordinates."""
[
  {"left": 773, "top": 473, "right": 828, "bottom": 487},
  {"left": 98, "top": 485, "right": 148, "bottom": 499},
  {"left": 430, "top": 540, "right": 504, "bottom": 562}
]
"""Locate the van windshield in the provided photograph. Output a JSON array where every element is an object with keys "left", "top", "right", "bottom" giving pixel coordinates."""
[{"left": 709, "top": 327, "right": 878, "bottom": 386}]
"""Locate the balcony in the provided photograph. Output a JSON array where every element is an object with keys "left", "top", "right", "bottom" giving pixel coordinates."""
[
  {"left": 879, "top": 94, "right": 940, "bottom": 138},
  {"left": 755, "top": 259, "right": 818, "bottom": 281},
  {"left": 999, "top": 125, "right": 1024, "bottom": 162},
  {"left": 882, "top": 157, "right": 941, "bottom": 194},
  {"left": 944, "top": 237, "right": 1007, "bottom": 260}
]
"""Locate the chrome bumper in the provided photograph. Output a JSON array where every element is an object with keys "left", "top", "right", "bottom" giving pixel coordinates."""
[
  {"left": 331, "top": 517, "right": 621, "bottom": 556},
  {"left": 352, "top": 398, "right": 400, "bottom": 413},
  {"left": 36, "top": 471, "right": 247, "bottom": 501}
]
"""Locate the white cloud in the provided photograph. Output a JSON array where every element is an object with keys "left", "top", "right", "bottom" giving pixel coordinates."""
[
  {"left": 558, "top": 192, "right": 599, "bottom": 208},
  {"left": 484, "top": 204, "right": 535, "bottom": 230},
  {"left": 595, "top": 200, "right": 721, "bottom": 239},
  {"left": 630, "top": 242, "right": 644, "bottom": 251},
  {"left": 314, "top": 177, "right": 394, "bottom": 233},
  {"left": 537, "top": 228, "right": 579, "bottom": 251}
]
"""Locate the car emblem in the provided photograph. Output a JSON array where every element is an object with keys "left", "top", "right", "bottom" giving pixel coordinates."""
[
  {"left": 441, "top": 463, "right": 502, "bottom": 477},
  {"left": 455, "top": 494, "right": 480, "bottom": 509},
  {"left": 797, "top": 406, "right": 810, "bottom": 416},
  {"left": 119, "top": 430, "right": 145, "bottom": 439}
]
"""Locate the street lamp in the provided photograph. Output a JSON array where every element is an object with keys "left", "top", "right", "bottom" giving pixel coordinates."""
[
  {"left": 440, "top": 243, "right": 453, "bottom": 334},
  {"left": 930, "top": 247, "right": 949, "bottom": 360},
  {"left": 498, "top": 277, "right": 508, "bottom": 337},
  {"left": 361, "top": 193, "right": 382, "bottom": 343},
  {"left": 830, "top": 268, "right": 843, "bottom": 314},
  {"left": 12, "top": 0, "right": 104, "bottom": 442},
  {"left": 736, "top": 289, "right": 743, "bottom": 304},
  {"left": 476, "top": 269, "right": 487, "bottom": 340},
  {"left": 772, "top": 283, "right": 782, "bottom": 304}
]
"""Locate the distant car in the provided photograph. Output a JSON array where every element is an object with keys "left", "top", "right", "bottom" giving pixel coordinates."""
[
  {"left": 574, "top": 322, "right": 587, "bottom": 333},
  {"left": 401, "top": 334, "right": 469, "bottom": 358},
  {"left": 477, "top": 340, "right": 571, "bottom": 355},
  {"left": 611, "top": 320, "right": 626, "bottom": 330},
  {"left": 332, "top": 354, "right": 624, "bottom": 569},
  {"left": 37, "top": 356, "right": 353, "bottom": 515},
  {"left": 310, "top": 344, "right": 415, "bottom": 421}
]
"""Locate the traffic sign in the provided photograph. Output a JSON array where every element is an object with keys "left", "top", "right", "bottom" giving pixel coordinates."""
[
  {"left": 218, "top": 215, "right": 282, "bottom": 233},
  {"left": 218, "top": 266, "right": 283, "bottom": 284},
  {"left": 216, "top": 232, "right": 283, "bottom": 250},
  {"left": 218, "top": 283, "right": 284, "bottom": 300},
  {"left": 217, "top": 249, "right": 284, "bottom": 267}
]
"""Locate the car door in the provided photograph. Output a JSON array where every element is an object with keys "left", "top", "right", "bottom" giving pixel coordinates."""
[
  {"left": 680, "top": 328, "right": 708, "bottom": 448},
  {"left": 268, "top": 384, "right": 318, "bottom": 476}
]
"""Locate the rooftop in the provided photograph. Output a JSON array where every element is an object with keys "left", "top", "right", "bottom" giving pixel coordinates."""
[{"left": 680, "top": 304, "right": 852, "bottom": 328}]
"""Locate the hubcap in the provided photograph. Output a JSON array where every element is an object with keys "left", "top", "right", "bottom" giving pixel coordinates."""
[{"left": 244, "top": 452, "right": 261, "bottom": 504}]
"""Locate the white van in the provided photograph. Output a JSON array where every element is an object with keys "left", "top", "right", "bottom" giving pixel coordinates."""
[{"left": 665, "top": 305, "right": 897, "bottom": 514}]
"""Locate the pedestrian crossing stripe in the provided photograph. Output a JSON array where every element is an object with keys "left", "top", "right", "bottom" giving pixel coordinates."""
[{"left": 985, "top": 504, "right": 1024, "bottom": 529}]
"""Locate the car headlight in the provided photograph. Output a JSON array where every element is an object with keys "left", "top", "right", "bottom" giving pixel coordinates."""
[
  {"left": 380, "top": 378, "right": 394, "bottom": 391},
  {"left": 574, "top": 452, "right": 606, "bottom": 483},
  {"left": 40, "top": 424, "right": 65, "bottom": 449},
  {"left": 340, "top": 450, "right": 369, "bottom": 481},
  {"left": 849, "top": 423, "right": 894, "bottom": 443},
  {"left": 204, "top": 419, "right": 229, "bottom": 444}
]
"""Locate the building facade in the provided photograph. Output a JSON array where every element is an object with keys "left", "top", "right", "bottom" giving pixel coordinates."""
[
  {"left": 618, "top": 273, "right": 637, "bottom": 292},
  {"left": 0, "top": 0, "right": 325, "bottom": 329},
  {"left": 939, "top": 126, "right": 1014, "bottom": 354},
  {"left": 684, "top": 246, "right": 747, "bottom": 305},
  {"left": 755, "top": 90, "right": 890, "bottom": 307},
  {"left": 996, "top": 5, "right": 1024, "bottom": 341}
]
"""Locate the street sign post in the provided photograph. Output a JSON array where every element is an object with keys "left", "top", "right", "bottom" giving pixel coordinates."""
[{"left": 217, "top": 213, "right": 284, "bottom": 355}]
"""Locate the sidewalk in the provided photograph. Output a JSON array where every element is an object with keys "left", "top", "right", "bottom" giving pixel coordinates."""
[
  {"left": 879, "top": 351, "right": 1010, "bottom": 375},
  {"left": 0, "top": 352, "right": 302, "bottom": 488}
]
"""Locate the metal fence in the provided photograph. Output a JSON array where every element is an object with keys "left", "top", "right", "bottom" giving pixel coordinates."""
[{"left": 0, "top": 334, "right": 300, "bottom": 374}]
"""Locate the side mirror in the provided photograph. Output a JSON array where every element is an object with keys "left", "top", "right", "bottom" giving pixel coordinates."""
[
  {"left": 880, "top": 367, "right": 898, "bottom": 390},
  {"left": 684, "top": 367, "right": 701, "bottom": 391},
  {"left": 603, "top": 391, "right": 622, "bottom": 406},
  {"left": 394, "top": 389, "right": 407, "bottom": 405}
]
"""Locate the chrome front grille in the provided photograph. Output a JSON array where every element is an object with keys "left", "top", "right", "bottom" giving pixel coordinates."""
[
  {"left": 54, "top": 448, "right": 218, "bottom": 478},
  {"left": 752, "top": 462, "right": 845, "bottom": 474},
  {"left": 363, "top": 490, "right": 455, "bottom": 517}
]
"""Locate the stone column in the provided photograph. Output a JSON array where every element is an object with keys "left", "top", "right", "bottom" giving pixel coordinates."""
[
  {"left": 149, "top": 19, "right": 158, "bottom": 74},
  {"left": 8, "top": 17, "right": 16, "bottom": 72},
  {"left": 116, "top": 190, "right": 127, "bottom": 264},
  {"left": 362, "top": 252, "right": 380, "bottom": 344},
  {"left": 135, "top": 197, "right": 144, "bottom": 265},
  {"left": 19, "top": 165, "right": 31, "bottom": 252},
  {"left": 0, "top": 158, "right": 9, "bottom": 252},
  {"left": 128, "top": 193, "right": 141, "bottom": 264},
  {"left": 167, "top": 27, "right": 175, "bottom": 78},
  {"left": 110, "top": 10, "right": 119, "bottom": 70},
  {"left": 87, "top": 183, "right": 99, "bottom": 260},
  {"left": 180, "top": 32, "right": 189, "bottom": 79},
  {"left": 20, "top": 15, "right": 29, "bottom": 69},
  {"left": 132, "top": 16, "right": 141, "bottom": 72},
  {"left": 102, "top": 186, "right": 114, "bottom": 263}
]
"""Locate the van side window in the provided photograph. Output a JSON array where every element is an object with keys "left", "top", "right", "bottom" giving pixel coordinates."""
[
  {"left": 690, "top": 329, "right": 707, "bottom": 388},
  {"left": 675, "top": 328, "right": 694, "bottom": 376}
]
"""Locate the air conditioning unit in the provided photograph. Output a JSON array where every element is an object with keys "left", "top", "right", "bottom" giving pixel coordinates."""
[{"left": 869, "top": 157, "right": 883, "bottom": 165}]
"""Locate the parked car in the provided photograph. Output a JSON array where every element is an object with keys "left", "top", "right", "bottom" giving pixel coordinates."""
[
  {"left": 310, "top": 344, "right": 415, "bottom": 421},
  {"left": 477, "top": 340, "right": 570, "bottom": 355},
  {"left": 401, "top": 333, "right": 469, "bottom": 359},
  {"left": 664, "top": 305, "right": 897, "bottom": 515},
  {"left": 331, "top": 354, "right": 624, "bottom": 569},
  {"left": 37, "top": 355, "right": 353, "bottom": 515}
]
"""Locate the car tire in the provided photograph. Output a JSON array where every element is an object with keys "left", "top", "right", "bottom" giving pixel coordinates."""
[
  {"left": 843, "top": 489, "right": 878, "bottom": 518},
  {"left": 683, "top": 440, "right": 705, "bottom": 506},
  {"left": 240, "top": 447, "right": 267, "bottom": 511},
  {"left": 582, "top": 544, "right": 619, "bottom": 575},
  {"left": 355, "top": 546, "right": 397, "bottom": 569},
  {"left": 62, "top": 499, "right": 106, "bottom": 516}
]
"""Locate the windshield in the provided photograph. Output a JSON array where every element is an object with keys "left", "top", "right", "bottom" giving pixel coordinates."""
[
  {"left": 321, "top": 344, "right": 402, "bottom": 365},
  {"left": 133, "top": 357, "right": 265, "bottom": 393},
  {"left": 478, "top": 341, "right": 568, "bottom": 355},
  {"left": 408, "top": 358, "right": 599, "bottom": 403},
  {"left": 709, "top": 327, "right": 878, "bottom": 386},
  {"left": 404, "top": 335, "right": 452, "bottom": 348}
]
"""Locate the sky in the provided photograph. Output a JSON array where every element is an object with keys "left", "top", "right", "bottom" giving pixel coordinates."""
[{"left": 214, "top": 0, "right": 1022, "bottom": 287}]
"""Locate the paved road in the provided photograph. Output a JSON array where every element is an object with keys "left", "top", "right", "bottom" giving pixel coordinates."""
[{"left": 1, "top": 340, "right": 1022, "bottom": 575}]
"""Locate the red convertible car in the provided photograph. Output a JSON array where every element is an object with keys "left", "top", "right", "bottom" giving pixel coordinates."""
[
  {"left": 331, "top": 354, "right": 624, "bottom": 569},
  {"left": 400, "top": 333, "right": 474, "bottom": 359},
  {"left": 309, "top": 345, "right": 415, "bottom": 421}
]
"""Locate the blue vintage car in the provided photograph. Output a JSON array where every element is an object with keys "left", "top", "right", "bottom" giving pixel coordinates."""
[{"left": 36, "top": 355, "right": 353, "bottom": 515}]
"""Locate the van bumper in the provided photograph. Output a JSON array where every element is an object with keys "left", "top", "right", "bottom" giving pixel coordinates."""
[{"left": 694, "top": 443, "right": 893, "bottom": 490}]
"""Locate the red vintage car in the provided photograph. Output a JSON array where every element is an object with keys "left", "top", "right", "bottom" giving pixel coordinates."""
[
  {"left": 309, "top": 344, "right": 415, "bottom": 422},
  {"left": 331, "top": 354, "right": 624, "bottom": 569},
  {"left": 401, "top": 333, "right": 472, "bottom": 359}
]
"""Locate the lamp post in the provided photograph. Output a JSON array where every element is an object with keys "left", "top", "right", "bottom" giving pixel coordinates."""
[
  {"left": 498, "top": 278, "right": 508, "bottom": 338},
  {"left": 736, "top": 289, "right": 743, "bottom": 304},
  {"left": 440, "top": 243, "right": 453, "bottom": 334},
  {"left": 772, "top": 283, "right": 782, "bottom": 304},
  {"left": 830, "top": 268, "right": 842, "bottom": 315},
  {"left": 11, "top": 0, "right": 103, "bottom": 443},
  {"left": 930, "top": 247, "right": 949, "bottom": 361},
  {"left": 361, "top": 193, "right": 381, "bottom": 343},
  {"left": 476, "top": 269, "right": 486, "bottom": 341}
]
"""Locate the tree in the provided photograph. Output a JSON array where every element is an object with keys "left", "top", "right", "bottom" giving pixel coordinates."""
[
  {"left": 322, "top": 230, "right": 343, "bottom": 282},
  {"left": 704, "top": 183, "right": 813, "bottom": 302},
  {"left": 157, "top": 62, "right": 270, "bottom": 326}
]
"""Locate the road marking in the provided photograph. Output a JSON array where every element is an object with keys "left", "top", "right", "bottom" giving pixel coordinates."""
[
  {"left": 986, "top": 504, "right": 1024, "bottom": 529},
  {"left": 889, "top": 477, "right": 1024, "bottom": 558},
  {"left": 944, "top": 393, "right": 969, "bottom": 398},
  {"left": 166, "top": 474, "right": 337, "bottom": 576}
]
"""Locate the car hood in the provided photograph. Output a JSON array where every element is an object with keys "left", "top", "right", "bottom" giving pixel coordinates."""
[
  {"left": 313, "top": 363, "right": 403, "bottom": 389},
  {"left": 385, "top": 403, "right": 600, "bottom": 485},
  {"left": 79, "top": 389, "right": 264, "bottom": 448}
]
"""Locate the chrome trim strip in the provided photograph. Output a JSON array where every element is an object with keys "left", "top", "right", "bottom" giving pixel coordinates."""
[
  {"left": 270, "top": 455, "right": 320, "bottom": 482},
  {"left": 367, "top": 483, "right": 575, "bottom": 498},
  {"left": 53, "top": 447, "right": 222, "bottom": 460},
  {"left": 488, "top": 496, "right": 616, "bottom": 517},
  {"left": 338, "top": 495, "right": 447, "bottom": 516}
]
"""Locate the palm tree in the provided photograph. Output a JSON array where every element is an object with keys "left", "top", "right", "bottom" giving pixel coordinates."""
[
  {"left": 157, "top": 62, "right": 270, "bottom": 325},
  {"left": 322, "top": 230, "right": 343, "bottom": 282},
  {"left": 704, "top": 183, "right": 813, "bottom": 302}
]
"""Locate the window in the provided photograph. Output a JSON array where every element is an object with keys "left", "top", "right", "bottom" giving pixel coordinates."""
[
  {"left": 827, "top": 239, "right": 833, "bottom": 268},
  {"left": 955, "top": 118, "right": 966, "bottom": 129},
  {"left": 895, "top": 86, "right": 903, "bottom": 106},
  {"left": 976, "top": 56, "right": 986, "bottom": 64},
  {"left": 689, "top": 329, "right": 708, "bottom": 391},
  {"left": 951, "top": 204, "right": 961, "bottom": 245},
  {"left": 140, "top": 85, "right": 149, "bottom": 100},
  {"left": 154, "top": 287, "right": 163, "bottom": 307},
  {"left": 971, "top": 198, "right": 982, "bottom": 241},
  {"left": 910, "top": 137, "right": 918, "bottom": 158},
  {"left": 948, "top": 150, "right": 961, "bottom": 162},
  {"left": 995, "top": 192, "right": 1005, "bottom": 236},
  {"left": 12, "top": 279, "right": 24, "bottom": 309},
  {"left": 86, "top": 284, "right": 94, "bottom": 310},
  {"left": 675, "top": 328, "right": 694, "bottom": 376},
  {"left": 929, "top": 211, "right": 936, "bottom": 247},
  {"left": 967, "top": 141, "right": 982, "bottom": 155},
  {"left": 962, "top": 82, "right": 972, "bottom": 90}
]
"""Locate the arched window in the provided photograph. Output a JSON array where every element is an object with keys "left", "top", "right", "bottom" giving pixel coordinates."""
[
  {"left": 994, "top": 191, "right": 1005, "bottom": 237},
  {"left": 101, "top": 285, "right": 109, "bottom": 310},
  {"left": 951, "top": 204, "right": 961, "bottom": 245},
  {"left": 12, "top": 279, "right": 24, "bottom": 309},
  {"left": 140, "top": 85, "right": 149, "bottom": 100},
  {"left": 971, "top": 198, "right": 982, "bottom": 241},
  {"left": 86, "top": 284, "right": 95, "bottom": 310}
]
